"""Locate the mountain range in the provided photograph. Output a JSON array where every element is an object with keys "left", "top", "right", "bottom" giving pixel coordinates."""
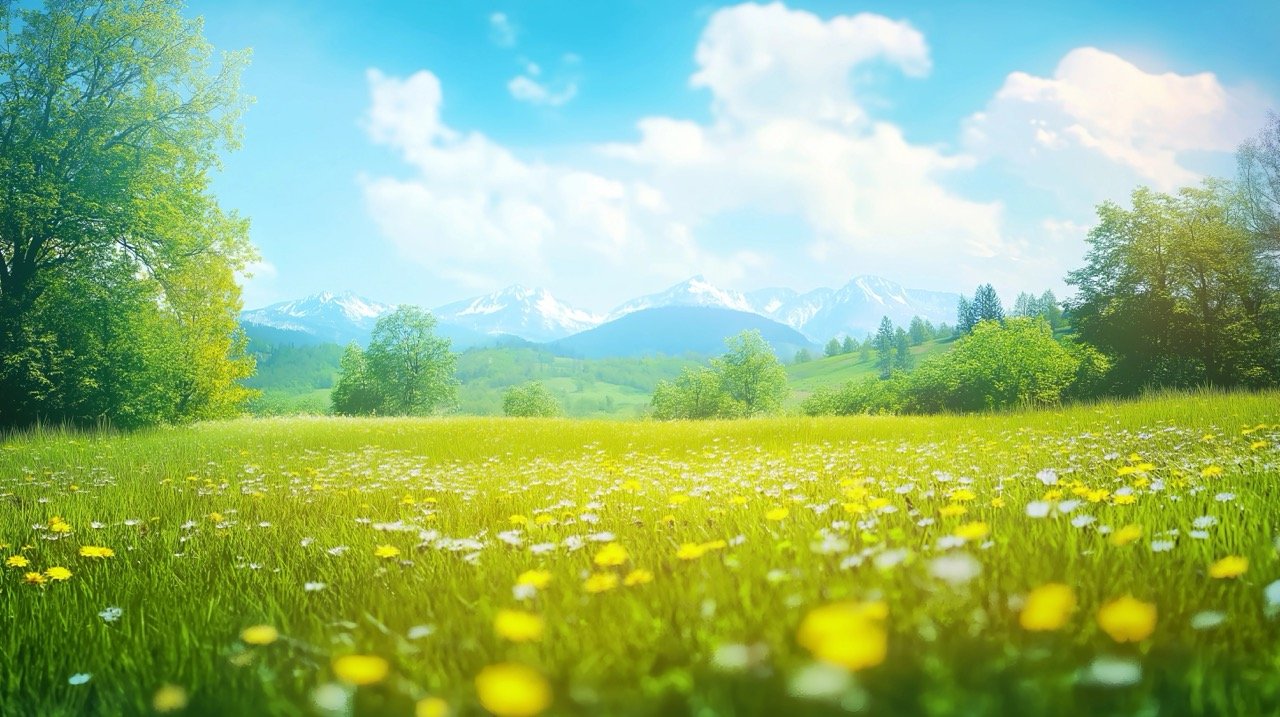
[{"left": 240, "top": 275, "right": 960, "bottom": 356}]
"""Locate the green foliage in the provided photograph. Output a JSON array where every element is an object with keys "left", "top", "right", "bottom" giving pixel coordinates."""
[
  {"left": 873, "top": 317, "right": 895, "bottom": 379},
  {"left": 841, "top": 335, "right": 857, "bottom": 354},
  {"left": 331, "top": 308, "right": 457, "bottom": 416},
  {"left": 244, "top": 343, "right": 345, "bottom": 393},
  {"left": 502, "top": 382, "right": 562, "bottom": 417},
  {"left": 824, "top": 338, "right": 841, "bottom": 357},
  {"left": 1237, "top": 110, "right": 1280, "bottom": 249},
  {"left": 651, "top": 330, "right": 788, "bottom": 419},
  {"left": 805, "top": 319, "right": 1098, "bottom": 415},
  {"left": 792, "top": 348, "right": 812, "bottom": 364},
  {"left": 0, "top": 0, "right": 254, "bottom": 428},
  {"left": 1067, "top": 182, "right": 1280, "bottom": 390}
]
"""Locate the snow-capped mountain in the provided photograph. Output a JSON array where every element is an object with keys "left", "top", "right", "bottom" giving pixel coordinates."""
[
  {"left": 433, "top": 285, "right": 604, "bottom": 343},
  {"left": 607, "top": 275, "right": 755, "bottom": 319},
  {"left": 240, "top": 291, "right": 394, "bottom": 345},
  {"left": 753, "top": 276, "right": 960, "bottom": 340}
]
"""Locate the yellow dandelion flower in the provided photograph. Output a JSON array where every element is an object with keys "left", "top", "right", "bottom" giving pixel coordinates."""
[
  {"left": 5, "top": 555, "right": 29, "bottom": 568},
  {"left": 508, "top": 514, "right": 528, "bottom": 526},
  {"left": 1200, "top": 465, "right": 1224, "bottom": 478},
  {"left": 374, "top": 544, "right": 401, "bottom": 559},
  {"left": 209, "top": 512, "right": 224, "bottom": 523},
  {"left": 49, "top": 518, "right": 72, "bottom": 533},
  {"left": 516, "top": 569, "right": 552, "bottom": 589},
  {"left": 796, "top": 601, "right": 888, "bottom": 671},
  {"left": 990, "top": 497, "right": 1006, "bottom": 508},
  {"left": 152, "top": 684, "right": 189, "bottom": 713},
  {"left": 78, "top": 545, "right": 114, "bottom": 559},
  {"left": 1019, "top": 583, "right": 1076, "bottom": 631},
  {"left": 1111, "top": 494, "right": 1137, "bottom": 506},
  {"left": 676, "top": 543, "right": 706, "bottom": 560},
  {"left": 1097, "top": 596, "right": 1157, "bottom": 643},
  {"left": 623, "top": 569, "right": 654, "bottom": 586},
  {"left": 475, "top": 663, "right": 551, "bottom": 717},
  {"left": 1207, "top": 555, "right": 1248, "bottom": 579},
  {"left": 416, "top": 696, "right": 451, "bottom": 717},
  {"left": 494, "top": 609, "right": 545, "bottom": 642},
  {"left": 765, "top": 507, "right": 789, "bottom": 521},
  {"left": 954, "top": 521, "right": 990, "bottom": 541},
  {"left": 1085, "top": 488, "right": 1110, "bottom": 503},
  {"left": 938, "top": 504, "right": 967, "bottom": 518},
  {"left": 241, "top": 624, "right": 279, "bottom": 646},
  {"left": 44, "top": 566, "right": 72, "bottom": 581},
  {"left": 592, "top": 542, "right": 628, "bottom": 567},
  {"left": 1251, "top": 440, "right": 1268, "bottom": 450},
  {"left": 1109, "top": 524, "right": 1143, "bottom": 547},
  {"left": 332, "top": 654, "right": 390, "bottom": 686},
  {"left": 668, "top": 493, "right": 690, "bottom": 505},
  {"left": 583, "top": 572, "right": 619, "bottom": 593},
  {"left": 23, "top": 571, "right": 46, "bottom": 586},
  {"left": 843, "top": 502, "right": 867, "bottom": 515},
  {"left": 950, "top": 488, "right": 976, "bottom": 502}
]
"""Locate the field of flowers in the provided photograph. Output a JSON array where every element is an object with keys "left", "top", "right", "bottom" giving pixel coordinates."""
[{"left": 2, "top": 390, "right": 1279, "bottom": 716}]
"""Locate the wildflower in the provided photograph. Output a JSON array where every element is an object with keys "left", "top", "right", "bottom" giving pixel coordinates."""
[
  {"left": 68, "top": 673, "right": 91, "bottom": 685},
  {"left": 583, "top": 572, "right": 619, "bottom": 593},
  {"left": 304, "top": 582, "right": 327, "bottom": 592},
  {"left": 240, "top": 625, "right": 279, "bottom": 646},
  {"left": 1109, "top": 524, "right": 1143, "bottom": 547},
  {"left": 475, "top": 663, "right": 552, "bottom": 717},
  {"left": 332, "top": 654, "right": 390, "bottom": 686},
  {"left": 928, "top": 553, "right": 981, "bottom": 586},
  {"left": 494, "top": 609, "right": 545, "bottom": 642},
  {"left": 416, "top": 697, "right": 451, "bottom": 717},
  {"left": 938, "top": 504, "right": 967, "bottom": 518},
  {"left": 592, "top": 543, "right": 628, "bottom": 567},
  {"left": 5, "top": 555, "right": 29, "bottom": 568},
  {"left": 1097, "top": 596, "right": 1157, "bottom": 643},
  {"left": 374, "top": 544, "right": 401, "bottom": 559},
  {"left": 44, "top": 566, "right": 71, "bottom": 581},
  {"left": 796, "top": 601, "right": 888, "bottom": 671},
  {"left": 516, "top": 569, "right": 552, "bottom": 589},
  {"left": 1019, "top": 583, "right": 1076, "bottom": 631},
  {"left": 99, "top": 607, "right": 123, "bottom": 623},
  {"left": 1207, "top": 555, "right": 1248, "bottom": 579},
  {"left": 765, "top": 507, "right": 789, "bottom": 521},
  {"left": 1036, "top": 469, "right": 1059, "bottom": 486},
  {"left": 152, "top": 684, "right": 189, "bottom": 713},
  {"left": 1201, "top": 465, "right": 1223, "bottom": 478},
  {"left": 1025, "top": 501, "right": 1051, "bottom": 518},
  {"left": 23, "top": 571, "right": 46, "bottom": 586},
  {"left": 623, "top": 569, "right": 654, "bottom": 586},
  {"left": 79, "top": 545, "right": 114, "bottom": 558},
  {"left": 954, "top": 522, "right": 990, "bottom": 541},
  {"left": 1081, "top": 657, "right": 1142, "bottom": 687}
]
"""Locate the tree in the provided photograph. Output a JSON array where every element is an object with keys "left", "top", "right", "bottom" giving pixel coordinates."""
[
  {"left": 841, "top": 335, "right": 857, "bottom": 354},
  {"left": 364, "top": 307, "right": 458, "bottom": 414},
  {"left": 331, "top": 343, "right": 383, "bottom": 415},
  {"left": 1237, "top": 111, "right": 1280, "bottom": 250},
  {"left": 824, "top": 338, "right": 841, "bottom": 357},
  {"left": 893, "top": 327, "right": 912, "bottom": 371},
  {"left": 713, "top": 330, "right": 788, "bottom": 416},
  {"left": 651, "top": 367, "right": 739, "bottom": 420},
  {"left": 650, "top": 330, "right": 787, "bottom": 419},
  {"left": 873, "top": 317, "right": 895, "bottom": 379},
  {"left": 0, "top": 0, "right": 255, "bottom": 428},
  {"left": 793, "top": 348, "right": 813, "bottom": 364},
  {"left": 956, "top": 296, "right": 977, "bottom": 334},
  {"left": 972, "top": 284, "right": 1005, "bottom": 324},
  {"left": 908, "top": 316, "right": 929, "bottom": 345},
  {"left": 503, "top": 382, "right": 561, "bottom": 417},
  {"left": 1066, "top": 182, "right": 1280, "bottom": 389}
]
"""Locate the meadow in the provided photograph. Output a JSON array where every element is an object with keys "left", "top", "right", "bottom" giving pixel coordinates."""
[{"left": 2, "top": 390, "right": 1279, "bottom": 716}]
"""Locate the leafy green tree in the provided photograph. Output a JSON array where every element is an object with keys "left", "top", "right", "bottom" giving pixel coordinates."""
[
  {"left": 330, "top": 343, "right": 384, "bottom": 415},
  {"left": 364, "top": 307, "right": 458, "bottom": 415},
  {"left": 873, "top": 317, "right": 895, "bottom": 379},
  {"left": 908, "top": 316, "right": 929, "bottom": 345},
  {"left": 503, "top": 381, "right": 562, "bottom": 417},
  {"left": 793, "top": 348, "right": 813, "bottom": 364},
  {"left": 713, "top": 330, "right": 788, "bottom": 416},
  {"left": 956, "top": 296, "right": 977, "bottom": 334},
  {"left": 841, "top": 335, "right": 857, "bottom": 354},
  {"left": 1067, "top": 182, "right": 1280, "bottom": 389},
  {"left": 0, "top": 0, "right": 255, "bottom": 428},
  {"left": 824, "top": 338, "right": 841, "bottom": 357},
  {"left": 858, "top": 337, "right": 871, "bottom": 362},
  {"left": 651, "top": 367, "right": 740, "bottom": 420},
  {"left": 1237, "top": 111, "right": 1280, "bottom": 249}
]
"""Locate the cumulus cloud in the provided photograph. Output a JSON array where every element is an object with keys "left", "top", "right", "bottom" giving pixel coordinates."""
[
  {"left": 965, "top": 47, "right": 1270, "bottom": 195},
  {"left": 507, "top": 75, "right": 578, "bottom": 107},
  {"left": 360, "top": 69, "right": 742, "bottom": 292}
]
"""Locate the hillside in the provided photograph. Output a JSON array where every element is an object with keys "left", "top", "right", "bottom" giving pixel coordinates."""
[
  {"left": 550, "top": 306, "right": 814, "bottom": 359},
  {"left": 785, "top": 338, "right": 955, "bottom": 401}
]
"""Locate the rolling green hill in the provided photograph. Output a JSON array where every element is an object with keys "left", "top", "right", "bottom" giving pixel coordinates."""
[{"left": 785, "top": 338, "right": 956, "bottom": 402}]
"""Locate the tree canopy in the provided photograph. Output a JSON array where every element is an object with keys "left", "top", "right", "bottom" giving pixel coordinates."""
[
  {"left": 331, "top": 307, "right": 458, "bottom": 416},
  {"left": 503, "top": 381, "right": 562, "bottom": 418},
  {"left": 651, "top": 330, "right": 787, "bottom": 420},
  {"left": 0, "top": 0, "right": 255, "bottom": 428}
]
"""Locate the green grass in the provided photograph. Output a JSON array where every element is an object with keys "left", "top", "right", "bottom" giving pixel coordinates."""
[
  {"left": 786, "top": 339, "right": 953, "bottom": 400},
  {"left": 2, "top": 390, "right": 1279, "bottom": 715}
]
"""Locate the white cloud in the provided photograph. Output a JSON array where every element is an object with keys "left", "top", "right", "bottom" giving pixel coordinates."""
[
  {"left": 966, "top": 47, "right": 1270, "bottom": 194},
  {"left": 507, "top": 75, "right": 578, "bottom": 107},
  {"left": 488, "top": 12, "right": 516, "bottom": 47}
]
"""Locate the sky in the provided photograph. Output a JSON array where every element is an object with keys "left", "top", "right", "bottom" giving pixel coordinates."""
[{"left": 187, "top": 0, "right": 1280, "bottom": 312}]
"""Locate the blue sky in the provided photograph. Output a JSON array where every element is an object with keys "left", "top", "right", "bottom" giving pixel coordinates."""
[{"left": 188, "top": 0, "right": 1280, "bottom": 312}]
